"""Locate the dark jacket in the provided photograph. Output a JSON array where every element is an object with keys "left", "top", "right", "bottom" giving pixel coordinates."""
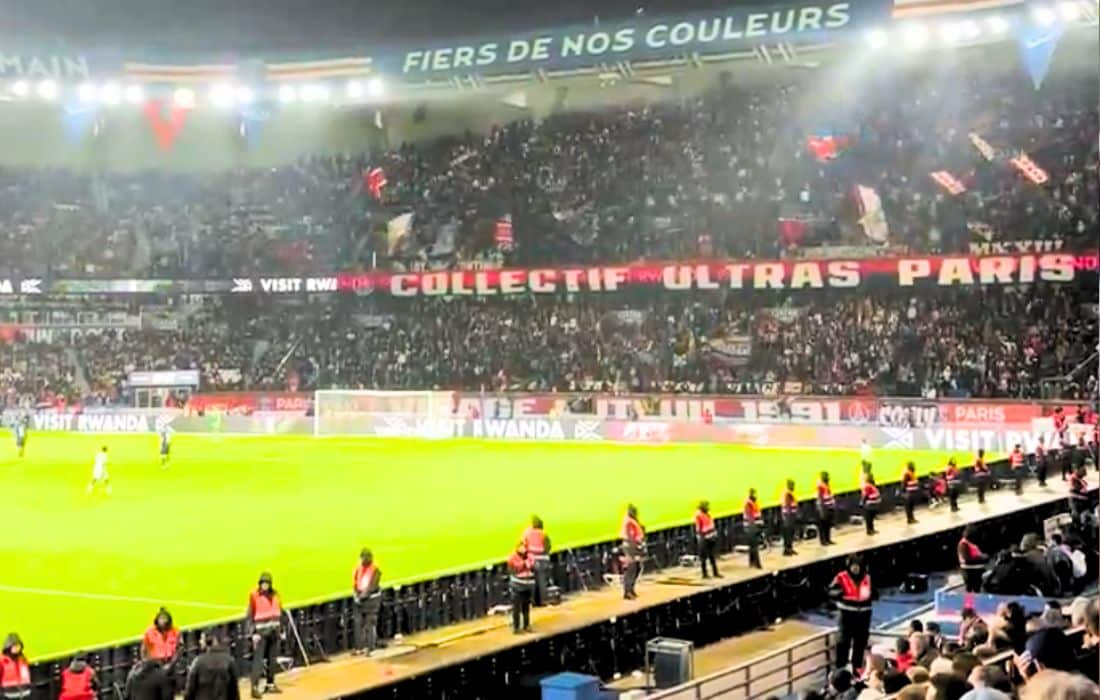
[
  {"left": 125, "top": 660, "right": 174, "bottom": 700},
  {"left": 185, "top": 647, "right": 239, "bottom": 700}
]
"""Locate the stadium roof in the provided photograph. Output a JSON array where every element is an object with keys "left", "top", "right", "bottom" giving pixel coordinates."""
[{"left": 0, "top": 0, "right": 789, "bottom": 52}]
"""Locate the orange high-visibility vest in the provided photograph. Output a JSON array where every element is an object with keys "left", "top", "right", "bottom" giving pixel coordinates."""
[
  {"left": 250, "top": 591, "right": 282, "bottom": 627},
  {"left": 694, "top": 510, "right": 716, "bottom": 538},
  {"left": 522, "top": 527, "right": 547, "bottom": 556},
  {"left": 58, "top": 667, "right": 95, "bottom": 700},
  {"left": 143, "top": 626, "right": 179, "bottom": 661},
  {"left": 833, "top": 572, "right": 872, "bottom": 612}
]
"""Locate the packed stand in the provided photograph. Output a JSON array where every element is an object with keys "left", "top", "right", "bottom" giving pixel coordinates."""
[
  {"left": 807, "top": 597, "right": 1099, "bottom": 699},
  {"left": 1, "top": 280, "right": 1094, "bottom": 407},
  {"left": 0, "top": 63, "right": 1095, "bottom": 279}
]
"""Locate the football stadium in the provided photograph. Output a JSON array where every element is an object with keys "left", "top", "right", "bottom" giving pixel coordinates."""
[{"left": 0, "top": 0, "right": 1098, "bottom": 698}]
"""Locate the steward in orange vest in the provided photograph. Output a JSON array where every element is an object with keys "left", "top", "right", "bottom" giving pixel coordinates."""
[
  {"left": 141, "top": 607, "right": 180, "bottom": 671},
  {"left": 694, "top": 501, "right": 720, "bottom": 579},
  {"left": 58, "top": 655, "right": 96, "bottom": 700},
  {"left": 861, "top": 476, "right": 880, "bottom": 535},
  {"left": 816, "top": 471, "right": 836, "bottom": 546},
  {"left": 351, "top": 548, "right": 383, "bottom": 655},
  {"left": 957, "top": 526, "right": 988, "bottom": 593},
  {"left": 743, "top": 489, "right": 762, "bottom": 569},
  {"left": 901, "top": 461, "right": 920, "bottom": 524},
  {"left": 0, "top": 634, "right": 30, "bottom": 700},
  {"left": 507, "top": 543, "right": 535, "bottom": 634},
  {"left": 620, "top": 504, "right": 645, "bottom": 600},
  {"left": 828, "top": 555, "right": 875, "bottom": 674},
  {"left": 521, "top": 516, "right": 552, "bottom": 606},
  {"left": 246, "top": 573, "right": 283, "bottom": 698},
  {"left": 1009, "top": 444, "right": 1026, "bottom": 495},
  {"left": 972, "top": 449, "right": 990, "bottom": 504},
  {"left": 780, "top": 479, "right": 798, "bottom": 556}
]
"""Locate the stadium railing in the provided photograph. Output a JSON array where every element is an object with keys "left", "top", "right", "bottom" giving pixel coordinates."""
[{"left": 645, "top": 629, "right": 839, "bottom": 700}]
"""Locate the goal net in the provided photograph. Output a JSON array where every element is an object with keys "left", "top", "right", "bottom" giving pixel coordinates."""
[{"left": 313, "top": 390, "right": 457, "bottom": 437}]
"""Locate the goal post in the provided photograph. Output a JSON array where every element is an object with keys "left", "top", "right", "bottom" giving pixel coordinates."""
[{"left": 313, "top": 390, "right": 458, "bottom": 437}]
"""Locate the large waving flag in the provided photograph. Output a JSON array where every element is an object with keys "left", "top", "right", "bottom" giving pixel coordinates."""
[
  {"left": 854, "top": 185, "right": 890, "bottom": 243},
  {"left": 806, "top": 133, "right": 852, "bottom": 162}
]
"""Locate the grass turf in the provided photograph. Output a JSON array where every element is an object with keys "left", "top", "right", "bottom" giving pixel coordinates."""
[{"left": 1, "top": 430, "right": 984, "bottom": 660}]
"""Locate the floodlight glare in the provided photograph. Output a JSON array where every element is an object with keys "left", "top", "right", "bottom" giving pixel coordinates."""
[
  {"left": 366, "top": 77, "right": 385, "bottom": 98},
  {"left": 35, "top": 80, "right": 59, "bottom": 100},
  {"left": 278, "top": 84, "right": 297, "bottom": 103},
  {"left": 902, "top": 24, "right": 929, "bottom": 49},
  {"left": 11, "top": 80, "right": 29, "bottom": 98},
  {"left": 100, "top": 83, "right": 122, "bottom": 105},
  {"left": 173, "top": 88, "right": 196, "bottom": 109},
  {"left": 1032, "top": 5, "right": 1057, "bottom": 25},
  {"left": 866, "top": 29, "right": 889, "bottom": 49},
  {"left": 346, "top": 80, "right": 364, "bottom": 99},
  {"left": 209, "top": 83, "right": 235, "bottom": 108},
  {"left": 124, "top": 85, "right": 144, "bottom": 104},
  {"left": 1058, "top": 1, "right": 1081, "bottom": 21}
]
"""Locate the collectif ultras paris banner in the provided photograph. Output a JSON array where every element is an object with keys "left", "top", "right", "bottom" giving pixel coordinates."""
[{"left": 0, "top": 253, "right": 1093, "bottom": 296}]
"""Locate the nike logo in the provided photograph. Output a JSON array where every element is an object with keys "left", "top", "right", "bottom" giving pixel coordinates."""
[{"left": 1025, "top": 35, "right": 1056, "bottom": 49}]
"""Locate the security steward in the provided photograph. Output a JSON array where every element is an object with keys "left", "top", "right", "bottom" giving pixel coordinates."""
[
  {"left": 1009, "top": 443, "right": 1026, "bottom": 495},
  {"left": 828, "top": 555, "right": 874, "bottom": 674},
  {"left": 694, "top": 500, "right": 720, "bottom": 578},
  {"left": 816, "top": 471, "right": 836, "bottom": 546},
  {"left": 743, "top": 489, "right": 763, "bottom": 569},
  {"left": 958, "top": 526, "right": 988, "bottom": 593},
  {"left": 0, "top": 634, "right": 29, "bottom": 700},
  {"left": 351, "top": 548, "right": 383, "bottom": 656},
  {"left": 620, "top": 504, "right": 645, "bottom": 600},
  {"left": 781, "top": 479, "right": 798, "bottom": 556},
  {"left": 861, "top": 475, "right": 880, "bottom": 535},
  {"left": 246, "top": 573, "right": 284, "bottom": 698},
  {"left": 521, "top": 516, "right": 551, "bottom": 606},
  {"left": 58, "top": 654, "right": 97, "bottom": 700},
  {"left": 972, "top": 448, "right": 990, "bottom": 504},
  {"left": 901, "top": 461, "right": 920, "bottom": 524},
  {"left": 507, "top": 542, "right": 535, "bottom": 634},
  {"left": 142, "top": 608, "right": 180, "bottom": 674},
  {"left": 1069, "top": 464, "right": 1090, "bottom": 523},
  {"left": 1034, "top": 436, "right": 1048, "bottom": 487},
  {"left": 944, "top": 458, "right": 961, "bottom": 512}
]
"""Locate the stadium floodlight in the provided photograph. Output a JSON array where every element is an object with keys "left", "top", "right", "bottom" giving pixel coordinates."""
[
  {"left": 940, "top": 22, "right": 963, "bottom": 44},
  {"left": 173, "top": 87, "right": 196, "bottom": 109},
  {"left": 124, "top": 85, "right": 144, "bottom": 104},
  {"left": 100, "top": 82, "right": 122, "bottom": 105},
  {"left": 10, "top": 80, "right": 29, "bottom": 98},
  {"left": 1032, "top": 4, "right": 1057, "bottom": 25},
  {"left": 366, "top": 77, "right": 385, "bottom": 99},
  {"left": 960, "top": 20, "right": 982, "bottom": 40},
  {"left": 866, "top": 29, "right": 889, "bottom": 49},
  {"left": 300, "top": 83, "right": 330, "bottom": 103},
  {"left": 278, "top": 84, "right": 297, "bottom": 103},
  {"left": 346, "top": 80, "right": 364, "bottom": 99},
  {"left": 902, "top": 23, "right": 929, "bottom": 49},
  {"left": 35, "top": 80, "right": 58, "bottom": 100},
  {"left": 77, "top": 82, "right": 98, "bottom": 103},
  {"left": 209, "top": 83, "right": 235, "bottom": 108},
  {"left": 987, "top": 14, "right": 1010, "bottom": 33},
  {"left": 1058, "top": 1, "right": 1081, "bottom": 21},
  {"left": 235, "top": 86, "right": 254, "bottom": 105}
]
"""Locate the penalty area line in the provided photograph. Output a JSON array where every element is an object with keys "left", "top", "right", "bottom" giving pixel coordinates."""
[{"left": 0, "top": 583, "right": 240, "bottom": 611}]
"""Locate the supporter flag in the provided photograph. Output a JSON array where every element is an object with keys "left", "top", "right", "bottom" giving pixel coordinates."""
[
  {"left": 238, "top": 106, "right": 270, "bottom": 150},
  {"left": 1017, "top": 23, "right": 1065, "bottom": 89},
  {"left": 494, "top": 215, "right": 514, "bottom": 250},
  {"left": 969, "top": 133, "right": 997, "bottom": 162},
  {"left": 1010, "top": 153, "right": 1050, "bottom": 185},
  {"left": 142, "top": 99, "right": 189, "bottom": 152},
  {"left": 61, "top": 105, "right": 98, "bottom": 145},
  {"left": 930, "top": 170, "right": 967, "bottom": 196},
  {"left": 805, "top": 134, "right": 851, "bottom": 162},
  {"left": 697, "top": 232, "right": 713, "bottom": 257},
  {"left": 386, "top": 212, "right": 414, "bottom": 255},
  {"left": 776, "top": 217, "right": 809, "bottom": 247},
  {"left": 364, "top": 167, "right": 387, "bottom": 200},
  {"left": 853, "top": 185, "right": 890, "bottom": 243},
  {"left": 430, "top": 220, "right": 458, "bottom": 257}
]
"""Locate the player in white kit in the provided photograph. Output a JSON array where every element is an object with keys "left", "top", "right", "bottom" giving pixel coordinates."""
[{"left": 87, "top": 445, "right": 111, "bottom": 495}]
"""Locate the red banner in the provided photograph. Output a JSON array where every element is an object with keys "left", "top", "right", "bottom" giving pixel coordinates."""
[
  {"left": 185, "top": 392, "right": 313, "bottom": 415},
  {"left": 334, "top": 254, "right": 1078, "bottom": 297}
]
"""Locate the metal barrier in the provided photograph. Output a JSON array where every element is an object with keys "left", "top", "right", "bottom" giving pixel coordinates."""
[{"left": 647, "top": 629, "right": 839, "bottom": 700}]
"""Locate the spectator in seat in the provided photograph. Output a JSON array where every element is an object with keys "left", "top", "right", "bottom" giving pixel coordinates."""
[
  {"left": 1019, "top": 669, "right": 1100, "bottom": 700},
  {"left": 964, "top": 665, "right": 1014, "bottom": 697},
  {"left": 927, "top": 674, "right": 971, "bottom": 700},
  {"left": 951, "top": 652, "right": 981, "bottom": 681},
  {"left": 895, "top": 636, "right": 915, "bottom": 672}
]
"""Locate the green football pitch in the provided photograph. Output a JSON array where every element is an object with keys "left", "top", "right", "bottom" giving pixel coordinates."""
[{"left": 1, "top": 430, "right": 984, "bottom": 661}]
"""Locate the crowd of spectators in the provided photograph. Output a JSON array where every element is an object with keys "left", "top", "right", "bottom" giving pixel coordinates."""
[
  {"left": 0, "top": 61, "right": 1095, "bottom": 279},
  {"left": 0, "top": 281, "right": 1095, "bottom": 409},
  {"left": 808, "top": 595, "right": 1099, "bottom": 699}
]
